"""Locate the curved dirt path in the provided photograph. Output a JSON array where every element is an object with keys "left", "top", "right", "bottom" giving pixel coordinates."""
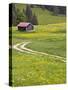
[{"left": 13, "top": 42, "right": 66, "bottom": 63}]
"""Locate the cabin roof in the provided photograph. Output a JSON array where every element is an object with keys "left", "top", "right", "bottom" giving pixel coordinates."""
[{"left": 17, "top": 22, "right": 31, "bottom": 27}]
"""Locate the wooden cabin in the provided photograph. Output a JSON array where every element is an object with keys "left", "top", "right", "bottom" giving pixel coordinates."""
[{"left": 17, "top": 22, "right": 34, "bottom": 32}]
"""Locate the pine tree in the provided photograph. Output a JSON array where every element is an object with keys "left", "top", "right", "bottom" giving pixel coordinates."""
[
  {"left": 31, "top": 14, "right": 38, "bottom": 25},
  {"left": 25, "top": 5, "right": 32, "bottom": 22},
  {"left": 53, "top": 6, "right": 59, "bottom": 15},
  {"left": 16, "top": 9, "right": 26, "bottom": 24}
]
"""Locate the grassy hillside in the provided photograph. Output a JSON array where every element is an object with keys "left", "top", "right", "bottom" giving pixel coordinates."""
[
  {"left": 11, "top": 22, "right": 66, "bottom": 86},
  {"left": 15, "top": 3, "right": 66, "bottom": 24},
  {"left": 10, "top": 4, "right": 66, "bottom": 86},
  {"left": 12, "top": 50, "right": 66, "bottom": 86}
]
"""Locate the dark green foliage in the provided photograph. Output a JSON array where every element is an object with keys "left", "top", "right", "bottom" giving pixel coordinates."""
[
  {"left": 11, "top": 3, "right": 27, "bottom": 25},
  {"left": 53, "top": 6, "right": 60, "bottom": 15},
  {"left": 16, "top": 9, "right": 26, "bottom": 24},
  {"left": 10, "top": 3, "right": 66, "bottom": 26},
  {"left": 25, "top": 5, "right": 32, "bottom": 22},
  {"left": 44, "top": 5, "right": 66, "bottom": 15},
  {"left": 31, "top": 14, "right": 38, "bottom": 25},
  {"left": 59, "top": 7, "right": 66, "bottom": 15},
  {"left": 25, "top": 5, "right": 38, "bottom": 25},
  {"left": 12, "top": 4, "right": 38, "bottom": 25}
]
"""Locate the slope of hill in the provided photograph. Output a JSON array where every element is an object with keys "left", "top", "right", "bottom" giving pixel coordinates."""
[
  {"left": 10, "top": 3, "right": 66, "bottom": 86},
  {"left": 11, "top": 22, "right": 66, "bottom": 86},
  {"left": 15, "top": 3, "right": 66, "bottom": 25}
]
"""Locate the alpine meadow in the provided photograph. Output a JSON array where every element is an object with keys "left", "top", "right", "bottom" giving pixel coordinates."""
[{"left": 9, "top": 3, "right": 66, "bottom": 86}]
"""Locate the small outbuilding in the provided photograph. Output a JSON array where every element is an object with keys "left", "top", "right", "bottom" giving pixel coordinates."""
[{"left": 17, "top": 22, "right": 34, "bottom": 32}]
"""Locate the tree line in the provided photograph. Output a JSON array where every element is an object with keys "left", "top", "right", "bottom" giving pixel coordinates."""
[
  {"left": 30, "top": 5, "right": 66, "bottom": 15},
  {"left": 9, "top": 3, "right": 66, "bottom": 26},
  {"left": 11, "top": 4, "right": 38, "bottom": 26}
]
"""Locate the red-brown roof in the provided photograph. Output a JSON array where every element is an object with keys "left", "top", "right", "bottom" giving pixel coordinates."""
[{"left": 17, "top": 22, "right": 31, "bottom": 27}]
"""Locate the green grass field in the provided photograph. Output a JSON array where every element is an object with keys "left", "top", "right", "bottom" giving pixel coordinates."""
[
  {"left": 11, "top": 22, "right": 66, "bottom": 86},
  {"left": 10, "top": 4, "right": 66, "bottom": 86}
]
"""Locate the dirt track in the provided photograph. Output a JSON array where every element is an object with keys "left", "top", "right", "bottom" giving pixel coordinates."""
[{"left": 13, "top": 42, "right": 66, "bottom": 63}]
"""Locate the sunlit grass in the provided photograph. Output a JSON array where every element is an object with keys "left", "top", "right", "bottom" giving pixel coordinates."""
[
  {"left": 12, "top": 49, "right": 66, "bottom": 86},
  {"left": 10, "top": 22, "right": 66, "bottom": 86}
]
